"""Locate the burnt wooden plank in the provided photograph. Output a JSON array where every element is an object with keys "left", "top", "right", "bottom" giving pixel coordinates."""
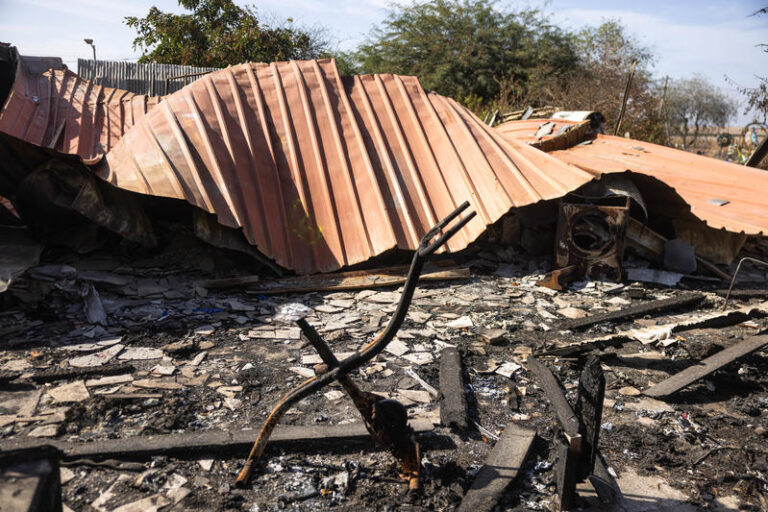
[
  {"left": 558, "top": 293, "right": 705, "bottom": 331},
  {"left": 645, "top": 335, "right": 768, "bottom": 397},
  {"left": 575, "top": 355, "right": 605, "bottom": 481},
  {"left": 457, "top": 423, "right": 535, "bottom": 512},
  {"left": 439, "top": 347, "right": 469, "bottom": 431},
  {"left": 0, "top": 420, "right": 434, "bottom": 462},
  {"left": 555, "top": 433, "right": 580, "bottom": 511},
  {"left": 526, "top": 356, "right": 580, "bottom": 436},
  {"left": 30, "top": 363, "right": 135, "bottom": 383},
  {"left": 589, "top": 455, "right": 621, "bottom": 505},
  {"left": 527, "top": 356, "right": 621, "bottom": 505}
]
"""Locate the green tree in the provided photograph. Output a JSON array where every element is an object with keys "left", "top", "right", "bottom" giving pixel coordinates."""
[
  {"left": 528, "top": 20, "right": 664, "bottom": 141},
  {"left": 354, "top": 0, "right": 579, "bottom": 109},
  {"left": 125, "top": 0, "right": 331, "bottom": 67},
  {"left": 667, "top": 75, "right": 738, "bottom": 148}
]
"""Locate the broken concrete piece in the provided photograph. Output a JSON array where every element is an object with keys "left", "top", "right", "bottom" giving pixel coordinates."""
[
  {"left": 151, "top": 365, "right": 176, "bottom": 376},
  {"left": 289, "top": 367, "right": 315, "bottom": 378},
  {"left": 28, "top": 425, "right": 58, "bottom": 437},
  {"left": 447, "top": 316, "right": 473, "bottom": 329},
  {"left": 111, "top": 493, "right": 171, "bottom": 512},
  {"left": 85, "top": 374, "right": 133, "bottom": 387},
  {"left": 132, "top": 379, "right": 184, "bottom": 390},
  {"left": 48, "top": 381, "right": 90, "bottom": 403},
  {"left": 324, "top": 390, "right": 345, "bottom": 401},
  {"left": 397, "top": 389, "right": 432, "bottom": 404},
  {"left": 618, "top": 386, "right": 641, "bottom": 396},
  {"left": 384, "top": 339, "right": 409, "bottom": 356},
  {"left": 402, "top": 352, "right": 434, "bottom": 365},
  {"left": 198, "top": 459, "right": 214, "bottom": 471},
  {"left": 496, "top": 361, "right": 521, "bottom": 378},
  {"left": 68, "top": 344, "right": 124, "bottom": 368},
  {"left": 118, "top": 347, "right": 164, "bottom": 360},
  {"left": 478, "top": 328, "right": 507, "bottom": 345},
  {"left": 189, "top": 351, "right": 207, "bottom": 366},
  {"left": 557, "top": 307, "right": 589, "bottom": 319}
]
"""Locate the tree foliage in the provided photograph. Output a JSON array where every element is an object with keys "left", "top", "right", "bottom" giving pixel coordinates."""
[
  {"left": 526, "top": 20, "right": 664, "bottom": 141},
  {"left": 125, "top": 0, "right": 331, "bottom": 67},
  {"left": 732, "top": 5, "right": 768, "bottom": 122},
  {"left": 666, "top": 75, "right": 737, "bottom": 148},
  {"left": 354, "top": 0, "right": 579, "bottom": 108}
]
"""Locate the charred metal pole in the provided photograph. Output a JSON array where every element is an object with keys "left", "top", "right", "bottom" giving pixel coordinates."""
[
  {"left": 722, "top": 257, "right": 768, "bottom": 311},
  {"left": 234, "top": 202, "right": 476, "bottom": 488}
]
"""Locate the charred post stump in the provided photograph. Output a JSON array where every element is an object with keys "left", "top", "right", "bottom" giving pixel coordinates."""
[{"left": 575, "top": 355, "right": 605, "bottom": 482}]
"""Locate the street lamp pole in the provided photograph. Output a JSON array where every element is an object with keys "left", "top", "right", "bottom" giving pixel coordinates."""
[{"left": 83, "top": 38, "right": 96, "bottom": 80}]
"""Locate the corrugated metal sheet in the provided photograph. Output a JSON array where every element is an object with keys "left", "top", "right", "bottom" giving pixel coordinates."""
[
  {"left": 97, "top": 58, "right": 594, "bottom": 273},
  {"left": 496, "top": 119, "right": 768, "bottom": 235},
  {"left": 77, "top": 59, "right": 220, "bottom": 96},
  {"left": 0, "top": 51, "right": 158, "bottom": 164}
]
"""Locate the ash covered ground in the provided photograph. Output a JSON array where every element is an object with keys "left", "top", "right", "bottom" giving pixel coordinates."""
[{"left": 1, "top": 238, "right": 767, "bottom": 511}]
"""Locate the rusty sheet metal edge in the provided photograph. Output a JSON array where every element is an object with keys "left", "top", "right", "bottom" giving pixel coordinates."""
[
  {"left": 95, "top": 58, "right": 595, "bottom": 274},
  {"left": 0, "top": 46, "right": 157, "bottom": 164},
  {"left": 496, "top": 119, "right": 768, "bottom": 236}
]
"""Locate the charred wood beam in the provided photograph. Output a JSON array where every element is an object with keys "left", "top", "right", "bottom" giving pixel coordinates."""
[
  {"left": 645, "top": 335, "right": 768, "bottom": 398},
  {"left": 558, "top": 293, "right": 705, "bottom": 332},
  {"left": 715, "top": 289, "right": 768, "bottom": 299},
  {"left": 526, "top": 356, "right": 621, "bottom": 506},
  {"left": 574, "top": 355, "right": 605, "bottom": 482},
  {"left": 0, "top": 420, "right": 435, "bottom": 462},
  {"left": 439, "top": 347, "right": 469, "bottom": 431},
  {"left": 29, "top": 363, "right": 135, "bottom": 384},
  {"left": 555, "top": 433, "right": 580, "bottom": 511},
  {"left": 457, "top": 423, "right": 535, "bottom": 512}
]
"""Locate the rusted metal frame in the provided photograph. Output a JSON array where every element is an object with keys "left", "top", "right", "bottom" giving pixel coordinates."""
[
  {"left": 234, "top": 201, "right": 476, "bottom": 488},
  {"left": 554, "top": 196, "right": 629, "bottom": 284},
  {"left": 722, "top": 257, "right": 768, "bottom": 311},
  {"left": 296, "top": 317, "right": 381, "bottom": 437},
  {"left": 298, "top": 318, "right": 423, "bottom": 491}
]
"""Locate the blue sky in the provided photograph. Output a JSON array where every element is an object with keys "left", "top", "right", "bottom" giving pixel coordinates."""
[{"left": 2, "top": 0, "right": 766, "bottom": 121}]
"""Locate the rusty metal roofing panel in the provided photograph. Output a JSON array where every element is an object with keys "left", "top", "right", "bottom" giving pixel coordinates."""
[
  {"left": 496, "top": 119, "right": 768, "bottom": 235},
  {"left": 0, "top": 50, "right": 157, "bottom": 164},
  {"left": 96, "top": 59, "right": 594, "bottom": 273}
]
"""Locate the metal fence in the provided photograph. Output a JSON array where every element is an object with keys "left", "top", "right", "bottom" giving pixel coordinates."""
[{"left": 77, "top": 59, "right": 220, "bottom": 96}]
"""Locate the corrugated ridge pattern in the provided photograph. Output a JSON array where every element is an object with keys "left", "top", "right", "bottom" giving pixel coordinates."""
[
  {"left": 98, "top": 59, "right": 594, "bottom": 273},
  {"left": 0, "top": 63, "right": 157, "bottom": 163},
  {"left": 551, "top": 134, "right": 768, "bottom": 234},
  {"left": 495, "top": 119, "right": 768, "bottom": 235}
]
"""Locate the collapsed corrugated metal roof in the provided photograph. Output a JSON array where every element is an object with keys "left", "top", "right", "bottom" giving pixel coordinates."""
[
  {"left": 94, "top": 58, "right": 594, "bottom": 273},
  {"left": 496, "top": 118, "right": 768, "bottom": 235},
  {"left": 0, "top": 45, "right": 158, "bottom": 165}
]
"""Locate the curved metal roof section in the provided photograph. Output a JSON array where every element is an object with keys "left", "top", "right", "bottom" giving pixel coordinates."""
[
  {"left": 96, "top": 58, "right": 592, "bottom": 274},
  {"left": 0, "top": 51, "right": 157, "bottom": 164},
  {"left": 496, "top": 119, "right": 768, "bottom": 235}
]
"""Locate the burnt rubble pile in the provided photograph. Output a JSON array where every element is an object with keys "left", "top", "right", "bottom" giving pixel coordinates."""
[{"left": 1, "top": 44, "right": 768, "bottom": 512}]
